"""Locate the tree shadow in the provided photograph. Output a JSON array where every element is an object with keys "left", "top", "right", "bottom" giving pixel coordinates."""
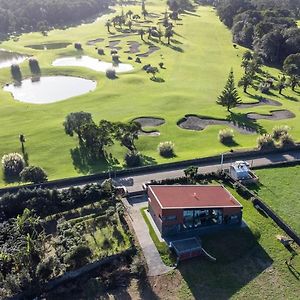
[
  {"left": 161, "top": 41, "right": 184, "bottom": 53},
  {"left": 181, "top": 11, "right": 201, "bottom": 17},
  {"left": 227, "top": 112, "right": 266, "bottom": 134},
  {"left": 70, "top": 145, "right": 121, "bottom": 175},
  {"left": 178, "top": 227, "right": 273, "bottom": 299},
  {"left": 141, "top": 154, "right": 157, "bottom": 166},
  {"left": 221, "top": 139, "right": 240, "bottom": 147},
  {"left": 281, "top": 94, "right": 299, "bottom": 102},
  {"left": 150, "top": 77, "right": 165, "bottom": 83}
]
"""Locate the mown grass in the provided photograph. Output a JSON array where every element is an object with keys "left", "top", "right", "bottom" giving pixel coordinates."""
[
  {"left": 250, "top": 165, "right": 300, "bottom": 234},
  {"left": 0, "top": 2, "right": 299, "bottom": 186},
  {"left": 140, "top": 207, "right": 175, "bottom": 266},
  {"left": 176, "top": 186, "right": 300, "bottom": 299}
]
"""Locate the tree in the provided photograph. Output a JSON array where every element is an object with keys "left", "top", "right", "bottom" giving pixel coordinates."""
[
  {"left": 11, "top": 64, "right": 22, "bottom": 82},
  {"left": 63, "top": 112, "right": 93, "bottom": 141},
  {"left": 184, "top": 166, "right": 198, "bottom": 182},
  {"left": 114, "top": 122, "right": 141, "bottom": 151},
  {"left": 217, "top": 69, "right": 241, "bottom": 112},
  {"left": 19, "top": 134, "right": 26, "bottom": 154},
  {"left": 20, "top": 166, "right": 48, "bottom": 183},
  {"left": 146, "top": 66, "right": 159, "bottom": 79},
  {"left": 288, "top": 75, "right": 299, "bottom": 91},
  {"left": 126, "top": 10, "right": 133, "bottom": 19},
  {"left": 238, "top": 73, "right": 253, "bottom": 93},
  {"left": 105, "top": 20, "right": 112, "bottom": 33},
  {"left": 242, "top": 50, "right": 253, "bottom": 62},
  {"left": 283, "top": 53, "right": 300, "bottom": 76},
  {"left": 165, "top": 27, "right": 174, "bottom": 44},
  {"left": 277, "top": 75, "right": 286, "bottom": 94},
  {"left": 142, "top": 9, "right": 148, "bottom": 20},
  {"left": 139, "top": 29, "right": 145, "bottom": 41},
  {"left": 28, "top": 58, "right": 41, "bottom": 74},
  {"left": 128, "top": 20, "right": 132, "bottom": 31}
]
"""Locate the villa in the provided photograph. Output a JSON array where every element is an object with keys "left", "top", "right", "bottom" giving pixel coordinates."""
[{"left": 147, "top": 185, "right": 243, "bottom": 237}]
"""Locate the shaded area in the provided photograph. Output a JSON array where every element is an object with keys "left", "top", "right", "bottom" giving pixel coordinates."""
[
  {"left": 179, "top": 227, "right": 273, "bottom": 299},
  {"left": 178, "top": 114, "right": 259, "bottom": 135},
  {"left": 0, "top": 49, "right": 28, "bottom": 69},
  {"left": 247, "top": 110, "right": 295, "bottom": 121}
]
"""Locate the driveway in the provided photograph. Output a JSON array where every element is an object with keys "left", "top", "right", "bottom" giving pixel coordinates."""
[{"left": 122, "top": 194, "right": 173, "bottom": 277}]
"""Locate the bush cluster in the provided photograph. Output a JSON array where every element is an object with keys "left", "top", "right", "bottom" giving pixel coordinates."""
[
  {"left": 1, "top": 153, "right": 25, "bottom": 179},
  {"left": 257, "top": 134, "right": 276, "bottom": 150},
  {"left": 0, "top": 183, "right": 115, "bottom": 221},
  {"left": 218, "top": 129, "right": 234, "bottom": 144},
  {"left": 158, "top": 141, "right": 175, "bottom": 158},
  {"left": 20, "top": 166, "right": 48, "bottom": 183},
  {"left": 125, "top": 151, "right": 142, "bottom": 167}
]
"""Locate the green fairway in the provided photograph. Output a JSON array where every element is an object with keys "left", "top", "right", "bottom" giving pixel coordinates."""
[
  {"left": 0, "top": 2, "right": 299, "bottom": 185},
  {"left": 251, "top": 165, "right": 300, "bottom": 234}
]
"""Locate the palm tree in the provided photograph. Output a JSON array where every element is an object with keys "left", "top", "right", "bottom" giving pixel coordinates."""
[
  {"left": 139, "top": 29, "right": 145, "bottom": 41},
  {"left": 126, "top": 10, "right": 133, "bottom": 19},
  {"left": 289, "top": 75, "right": 299, "bottom": 91},
  {"left": 105, "top": 20, "right": 112, "bottom": 33},
  {"left": 217, "top": 69, "right": 241, "bottom": 112},
  {"left": 238, "top": 73, "right": 253, "bottom": 93},
  {"left": 165, "top": 27, "right": 174, "bottom": 44},
  {"left": 277, "top": 75, "right": 286, "bottom": 95},
  {"left": 19, "top": 134, "right": 26, "bottom": 154}
]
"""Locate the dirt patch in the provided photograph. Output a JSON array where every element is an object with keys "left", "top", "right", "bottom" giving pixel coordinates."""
[
  {"left": 238, "top": 98, "right": 282, "bottom": 109},
  {"left": 125, "top": 41, "right": 142, "bottom": 54},
  {"left": 246, "top": 110, "right": 295, "bottom": 120},
  {"left": 137, "top": 45, "right": 160, "bottom": 57},
  {"left": 178, "top": 115, "right": 257, "bottom": 135},
  {"left": 133, "top": 117, "right": 165, "bottom": 137},
  {"left": 106, "top": 40, "right": 122, "bottom": 50},
  {"left": 86, "top": 38, "right": 104, "bottom": 45}
]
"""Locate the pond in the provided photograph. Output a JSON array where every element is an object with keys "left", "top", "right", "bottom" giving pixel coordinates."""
[
  {"left": 25, "top": 42, "right": 71, "bottom": 50},
  {"left": 3, "top": 76, "right": 96, "bottom": 104},
  {"left": 0, "top": 49, "right": 27, "bottom": 69},
  {"left": 52, "top": 55, "right": 134, "bottom": 73}
]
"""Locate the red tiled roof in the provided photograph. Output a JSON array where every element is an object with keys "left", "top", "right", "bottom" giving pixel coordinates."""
[{"left": 148, "top": 185, "right": 242, "bottom": 209}]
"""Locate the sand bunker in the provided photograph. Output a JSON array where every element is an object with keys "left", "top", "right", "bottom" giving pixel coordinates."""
[
  {"left": 238, "top": 97, "right": 282, "bottom": 109},
  {"left": 137, "top": 45, "right": 160, "bottom": 57},
  {"left": 86, "top": 38, "right": 104, "bottom": 45},
  {"left": 106, "top": 40, "right": 122, "bottom": 50},
  {"left": 178, "top": 115, "right": 257, "bottom": 135},
  {"left": 133, "top": 117, "right": 165, "bottom": 136},
  {"left": 246, "top": 110, "right": 295, "bottom": 120},
  {"left": 125, "top": 41, "right": 141, "bottom": 54}
]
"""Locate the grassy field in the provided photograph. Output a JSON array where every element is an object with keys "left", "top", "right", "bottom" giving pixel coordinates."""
[
  {"left": 250, "top": 165, "right": 300, "bottom": 235},
  {"left": 0, "top": 2, "right": 299, "bottom": 185}
]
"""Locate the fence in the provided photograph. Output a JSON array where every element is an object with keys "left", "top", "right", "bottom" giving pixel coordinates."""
[{"left": 1, "top": 145, "right": 299, "bottom": 196}]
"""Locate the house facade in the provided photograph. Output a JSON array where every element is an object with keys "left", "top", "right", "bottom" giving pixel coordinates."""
[{"left": 148, "top": 185, "right": 243, "bottom": 237}]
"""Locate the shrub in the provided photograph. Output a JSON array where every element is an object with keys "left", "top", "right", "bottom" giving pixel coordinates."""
[
  {"left": 279, "top": 133, "right": 295, "bottom": 148},
  {"left": 111, "top": 48, "right": 118, "bottom": 55},
  {"left": 135, "top": 57, "right": 141, "bottom": 63},
  {"left": 142, "top": 64, "right": 151, "bottom": 71},
  {"left": 125, "top": 151, "right": 142, "bottom": 167},
  {"left": 218, "top": 129, "right": 234, "bottom": 144},
  {"left": 1, "top": 153, "right": 25, "bottom": 178},
  {"left": 272, "top": 125, "right": 290, "bottom": 141},
  {"left": 112, "top": 54, "right": 120, "bottom": 63},
  {"left": 20, "top": 166, "right": 48, "bottom": 183},
  {"left": 259, "top": 82, "right": 270, "bottom": 94},
  {"left": 10, "top": 64, "right": 22, "bottom": 82},
  {"left": 106, "top": 68, "right": 116, "bottom": 79},
  {"left": 158, "top": 141, "right": 175, "bottom": 158},
  {"left": 28, "top": 58, "right": 41, "bottom": 74},
  {"left": 257, "top": 134, "right": 276, "bottom": 150},
  {"left": 74, "top": 42, "right": 82, "bottom": 50},
  {"left": 97, "top": 48, "right": 104, "bottom": 55}
]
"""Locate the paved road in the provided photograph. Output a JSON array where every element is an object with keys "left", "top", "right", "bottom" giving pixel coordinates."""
[
  {"left": 122, "top": 194, "right": 174, "bottom": 276},
  {"left": 114, "top": 149, "right": 300, "bottom": 192}
]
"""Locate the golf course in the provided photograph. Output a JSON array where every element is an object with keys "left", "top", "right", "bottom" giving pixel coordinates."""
[{"left": 0, "top": 0, "right": 299, "bottom": 185}]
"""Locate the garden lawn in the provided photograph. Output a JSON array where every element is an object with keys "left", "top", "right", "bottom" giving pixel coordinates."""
[
  {"left": 0, "top": 2, "right": 299, "bottom": 186},
  {"left": 177, "top": 186, "right": 300, "bottom": 299},
  {"left": 251, "top": 165, "right": 300, "bottom": 235}
]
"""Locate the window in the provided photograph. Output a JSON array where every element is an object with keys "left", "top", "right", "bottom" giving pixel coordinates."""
[{"left": 164, "top": 215, "right": 177, "bottom": 221}]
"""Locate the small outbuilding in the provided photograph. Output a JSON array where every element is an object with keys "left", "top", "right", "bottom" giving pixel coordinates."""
[{"left": 148, "top": 185, "right": 243, "bottom": 237}]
